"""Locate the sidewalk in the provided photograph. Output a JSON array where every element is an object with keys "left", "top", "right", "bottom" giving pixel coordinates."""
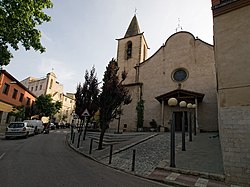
[
  {"left": 67, "top": 130, "right": 241, "bottom": 187},
  {"left": 0, "top": 132, "right": 4, "bottom": 139}
]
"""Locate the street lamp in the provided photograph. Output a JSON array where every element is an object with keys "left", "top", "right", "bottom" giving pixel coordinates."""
[
  {"left": 168, "top": 98, "right": 178, "bottom": 106},
  {"left": 187, "top": 103, "right": 193, "bottom": 141},
  {"left": 179, "top": 101, "right": 187, "bottom": 151},
  {"left": 168, "top": 97, "right": 177, "bottom": 168},
  {"left": 192, "top": 104, "right": 197, "bottom": 135}
]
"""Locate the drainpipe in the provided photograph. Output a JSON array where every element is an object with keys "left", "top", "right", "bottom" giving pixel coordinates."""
[{"left": 161, "top": 100, "right": 165, "bottom": 128}]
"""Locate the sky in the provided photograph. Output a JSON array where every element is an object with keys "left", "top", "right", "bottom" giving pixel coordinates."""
[{"left": 5, "top": 0, "right": 214, "bottom": 93}]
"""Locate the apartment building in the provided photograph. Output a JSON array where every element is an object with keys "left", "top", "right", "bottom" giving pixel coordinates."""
[
  {"left": 0, "top": 70, "right": 36, "bottom": 132},
  {"left": 21, "top": 72, "right": 75, "bottom": 124}
]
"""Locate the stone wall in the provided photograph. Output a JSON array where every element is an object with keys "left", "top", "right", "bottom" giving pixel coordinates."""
[
  {"left": 212, "top": 3, "right": 250, "bottom": 185},
  {"left": 219, "top": 106, "right": 250, "bottom": 186}
]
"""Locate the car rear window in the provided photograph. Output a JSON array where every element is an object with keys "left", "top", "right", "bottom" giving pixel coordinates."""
[{"left": 8, "top": 123, "right": 25, "bottom": 128}]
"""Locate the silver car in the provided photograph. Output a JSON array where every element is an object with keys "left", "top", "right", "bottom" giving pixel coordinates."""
[{"left": 5, "top": 122, "right": 35, "bottom": 139}]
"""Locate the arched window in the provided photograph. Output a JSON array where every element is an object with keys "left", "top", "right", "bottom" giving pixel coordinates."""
[
  {"left": 126, "top": 41, "right": 132, "bottom": 59},
  {"left": 49, "top": 79, "right": 53, "bottom": 89}
]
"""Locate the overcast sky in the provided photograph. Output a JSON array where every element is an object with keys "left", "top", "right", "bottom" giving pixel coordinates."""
[{"left": 5, "top": 0, "right": 214, "bottom": 93}]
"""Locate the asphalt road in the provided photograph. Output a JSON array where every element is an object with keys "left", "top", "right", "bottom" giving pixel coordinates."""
[{"left": 0, "top": 130, "right": 170, "bottom": 187}]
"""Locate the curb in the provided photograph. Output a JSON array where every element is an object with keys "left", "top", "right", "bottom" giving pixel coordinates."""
[
  {"left": 66, "top": 133, "right": 98, "bottom": 162},
  {"left": 0, "top": 133, "right": 5, "bottom": 139},
  {"left": 148, "top": 167, "right": 232, "bottom": 187},
  {"left": 156, "top": 166, "right": 225, "bottom": 182},
  {"left": 148, "top": 177, "right": 190, "bottom": 187}
]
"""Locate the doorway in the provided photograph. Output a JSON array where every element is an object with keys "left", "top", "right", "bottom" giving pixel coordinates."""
[{"left": 174, "top": 111, "right": 187, "bottom": 131}]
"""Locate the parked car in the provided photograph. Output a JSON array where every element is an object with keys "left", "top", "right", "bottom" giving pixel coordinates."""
[
  {"left": 23, "top": 120, "right": 43, "bottom": 134},
  {"left": 5, "top": 122, "right": 35, "bottom": 139}
]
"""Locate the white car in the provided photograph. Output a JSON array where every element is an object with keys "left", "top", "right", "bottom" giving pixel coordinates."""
[
  {"left": 5, "top": 122, "right": 35, "bottom": 139},
  {"left": 23, "top": 120, "right": 43, "bottom": 134}
]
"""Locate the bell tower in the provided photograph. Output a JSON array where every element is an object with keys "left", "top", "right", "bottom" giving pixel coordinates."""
[{"left": 116, "top": 15, "right": 148, "bottom": 84}]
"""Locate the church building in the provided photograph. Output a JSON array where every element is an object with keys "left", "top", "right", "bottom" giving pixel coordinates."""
[{"left": 109, "top": 15, "right": 218, "bottom": 133}]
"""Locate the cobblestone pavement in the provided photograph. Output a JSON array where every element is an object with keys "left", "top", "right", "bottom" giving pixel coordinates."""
[
  {"left": 101, "top": 133, "right": 182, "bottom": 176},
  {"left": 67, "top": 131, "right": 242, "bottom": 187}
]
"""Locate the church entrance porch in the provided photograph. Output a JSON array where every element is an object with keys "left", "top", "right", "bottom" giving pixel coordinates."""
[{"left": 155, "top": 88, "right": 205, "bottom": 132}]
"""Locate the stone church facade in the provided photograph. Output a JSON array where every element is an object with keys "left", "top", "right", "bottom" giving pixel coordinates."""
[{"left": 109, "top": 15, "right": 218, "bottom": 132}]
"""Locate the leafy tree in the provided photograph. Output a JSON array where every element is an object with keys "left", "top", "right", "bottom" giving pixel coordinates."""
[
  {"left": 34, "top": 94, "right": 62, "bottom": 119},
  {"left": 75, "top": 66, "right": 99, "bottom": 138},
  {"left": 58, "top": 114, "right": 67, "bottom": 122},
  {"left": 9, "top": 104, "right": 35, "bottom": 120},
  {"left": 0, "top": 0, "right": 53, "bottom": 66},
  {"left": 62, "top": 114, "right": 68, "bottom": 121},
  {"left": 9, "top": 105, "right": 26, "bottom": 121},
  {"left": 98, "top": 58, "right": 131, "bottom": 149},
  {"left": 136, "top": 99, "right": 144, "bottom": 131}
]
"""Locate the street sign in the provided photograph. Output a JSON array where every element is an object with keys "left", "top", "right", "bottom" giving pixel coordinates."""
[{"left": 81, "top": 109, "right": 90, "bottom": 117}]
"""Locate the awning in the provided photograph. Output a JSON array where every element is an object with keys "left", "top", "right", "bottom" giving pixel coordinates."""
[{"left": 155, "top": 89, "right": 205, "bottom": 103}]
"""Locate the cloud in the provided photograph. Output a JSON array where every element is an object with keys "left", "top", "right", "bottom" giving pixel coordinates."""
[{"left": 39, "top": 58, "right": 77, "bottom": 82}]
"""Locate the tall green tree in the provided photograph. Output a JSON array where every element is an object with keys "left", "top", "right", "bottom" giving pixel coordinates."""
[
  {"left": 9, "top": 105, "right": 26, "bottom": 121},
  {"left": 0, "top": 0, "right": 53, "bottom": 66},
  {"left": 75, "top": 66, "right": 99, "bottom": 138},
  {"left": 9, "top": 104, "right": 35, "bottom": 121},
  {"left": 98, "top": 58, "right": 131, "bottom": 149},
  {"left": 34, "top": 94, "right": 62, "bottom": 119}
]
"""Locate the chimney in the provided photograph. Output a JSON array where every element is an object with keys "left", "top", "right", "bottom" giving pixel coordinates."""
[{"left": 212, "top": 0, "right": 220, "bottom": 6}]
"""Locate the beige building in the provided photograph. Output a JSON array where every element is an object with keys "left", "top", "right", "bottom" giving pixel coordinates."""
[
  {"left": 21, "top": 72, "right": 75, "bottom": 124},
  {"left": 57, "top": 92, "right": 75, "bottom": 124},
  {"left": 110, "top": 15, "right": 218, "bottom": 133},
  {"left": 212, "top": 0, "right": 250, "bottom": 186}
]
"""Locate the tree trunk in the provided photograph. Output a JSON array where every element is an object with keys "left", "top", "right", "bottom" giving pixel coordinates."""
[{"left": 98, "top": 125, "right": 106, "bottom": 150}]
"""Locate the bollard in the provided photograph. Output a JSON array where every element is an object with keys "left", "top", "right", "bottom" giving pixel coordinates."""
[
  {"left": 77, "top": 132, "right": 81, "bottom": 148},
  {"left": 109, "top": 145, "right": 113, "bottom": 164},
  {"left": 89, "top": 138, "right": 93, "bottom": 154},
  {"left": 72, "top": 132, "right": 75, "bottom": 144},
  {"left": 132, "top": 149, "right": 136, "bottom": 171}
]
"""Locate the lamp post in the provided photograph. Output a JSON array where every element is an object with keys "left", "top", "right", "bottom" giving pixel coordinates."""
[
  {"left": 116, "top": 107, "right": 122, "bottom": 134},
  {"left": 168, "top": 97, "right": 178, "bottom": 168},
  {"left": 192, "top": 104, "right": 197, "bottom": 135},
  {"left": 187, "top": 103, "right": 193, "bottom": 142},
  {"left": 179, "top": 101, "right": 187, "bottom": 151}
]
